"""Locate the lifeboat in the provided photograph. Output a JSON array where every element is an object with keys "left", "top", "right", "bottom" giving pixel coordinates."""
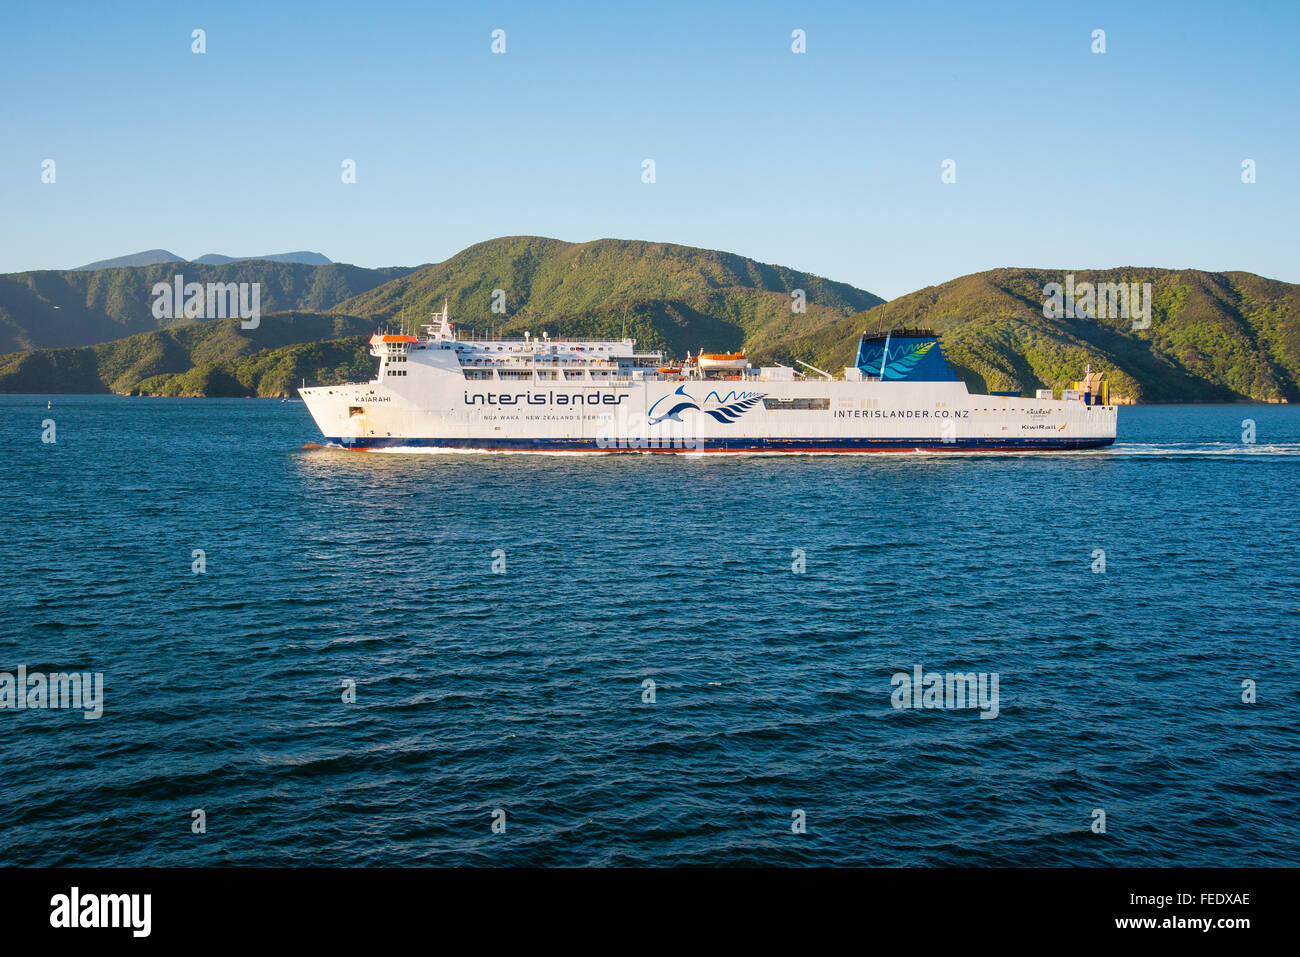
[
  {"left": 696, "top": 350, "right": 748, "bottom": 372},
  {"left": 657, "top": 366, "right": 682, "bottom": 375}
]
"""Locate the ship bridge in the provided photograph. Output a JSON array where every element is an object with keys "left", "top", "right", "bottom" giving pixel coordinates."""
[{"left": 372, "top": 305, "right": 667, "bottom": 385}]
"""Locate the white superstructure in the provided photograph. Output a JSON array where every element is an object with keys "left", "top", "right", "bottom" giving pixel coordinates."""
[{"left": 299, "top": 308, "right": 1117, "bottom": 452}]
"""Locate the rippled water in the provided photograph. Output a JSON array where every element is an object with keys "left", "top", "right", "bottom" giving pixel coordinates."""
[{"left": 3, "top": 396, "right": 1298, "bottom": 866}]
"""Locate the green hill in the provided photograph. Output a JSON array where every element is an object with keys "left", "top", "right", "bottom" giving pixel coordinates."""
[
  {"left": 774, "top": 268, "right": 1300, "bottom": 403},
  {"left": 330, "top": 236, "right": 882, "bottom": 357},
  {"left": 132, "top": 337, "right": 374, "bottom": 398},
  {"left": 0, "top": 313, "right": 375, "bottom": 396},
  {"left": 0, "top": 236, "right": 884, "bottom": 396},
  {"left": 2, "top": 240, "right": 1296, "bottom": 402},
  {"left": 0, "top": 261, "right": 416, "bottom": 353}
]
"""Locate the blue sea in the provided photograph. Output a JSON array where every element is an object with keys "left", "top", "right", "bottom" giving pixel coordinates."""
[{"left": 3, "top": 397, "right": 1298, "bottom": 866}]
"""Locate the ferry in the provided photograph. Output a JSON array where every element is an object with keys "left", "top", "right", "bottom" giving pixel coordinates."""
[{"left": 298, "top": 306, "right": 1117, "bottom": 452}]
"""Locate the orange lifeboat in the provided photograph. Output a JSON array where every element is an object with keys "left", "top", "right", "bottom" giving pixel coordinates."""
[{"left": 697, "top": 350, "right": 748, "bottom": 372}]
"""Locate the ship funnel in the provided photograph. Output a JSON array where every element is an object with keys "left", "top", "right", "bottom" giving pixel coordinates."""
[{"left": 856, "top": 328, "right": 958, "bottom": 382}]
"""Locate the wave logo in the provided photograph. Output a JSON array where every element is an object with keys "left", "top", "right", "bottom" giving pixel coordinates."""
[
  {"left": 881, "top": 341, "right": 935, "bottom": 380},
  {"left": 647, "top": 385, "right": 765, "bottom": 425}
]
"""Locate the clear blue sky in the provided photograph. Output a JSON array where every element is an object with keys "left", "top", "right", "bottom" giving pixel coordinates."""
[{"left": 2, "top": 0, "right": 1297, "bottom": 298}]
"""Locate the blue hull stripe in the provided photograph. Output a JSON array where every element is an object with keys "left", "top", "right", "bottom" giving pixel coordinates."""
[{"left": 322, "top": 436, "right": 1116, "bottom": 452}]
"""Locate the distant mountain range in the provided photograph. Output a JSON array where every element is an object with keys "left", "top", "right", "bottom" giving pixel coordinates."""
[
  {"left": 1, "top": 236, "right": 1296, "bottom": 402},
  {"left": 0, "top": 313, "right": 374, "bottom": 397},
  {"left": 74, "top": 250, "right": 332, "bottom": 270},
  {"left": 74, "top": 249, "right": 184, "bottom": 270},
  {"left": 0, "top": 260, "right": 416, "bottom": 353}
]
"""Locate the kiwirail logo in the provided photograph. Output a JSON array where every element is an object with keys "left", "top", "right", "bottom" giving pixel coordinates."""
[
  {"left": 0, "top": 666, "right": 103, "bottom": 719},
  {"left": 49, "top": 887, "right": 150, "bottom": 937},
  {"left": 890, "top": 665, "right": 1000, "bottom": 719},
  {"left": 151, "top": 273, "right": 261, "bottom": 329}
]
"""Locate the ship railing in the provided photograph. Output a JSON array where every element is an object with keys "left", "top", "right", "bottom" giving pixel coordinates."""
[{"left": 434, "top": 328, "right": 642, "bottom": 347}]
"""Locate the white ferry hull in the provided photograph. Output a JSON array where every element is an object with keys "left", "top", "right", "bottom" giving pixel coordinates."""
[
  {"left": 300, "top": 378, "right": 1117, "bottom": 453},
  {"left": 299, "top": 317, "right": 1117, "bottom": 453}
]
